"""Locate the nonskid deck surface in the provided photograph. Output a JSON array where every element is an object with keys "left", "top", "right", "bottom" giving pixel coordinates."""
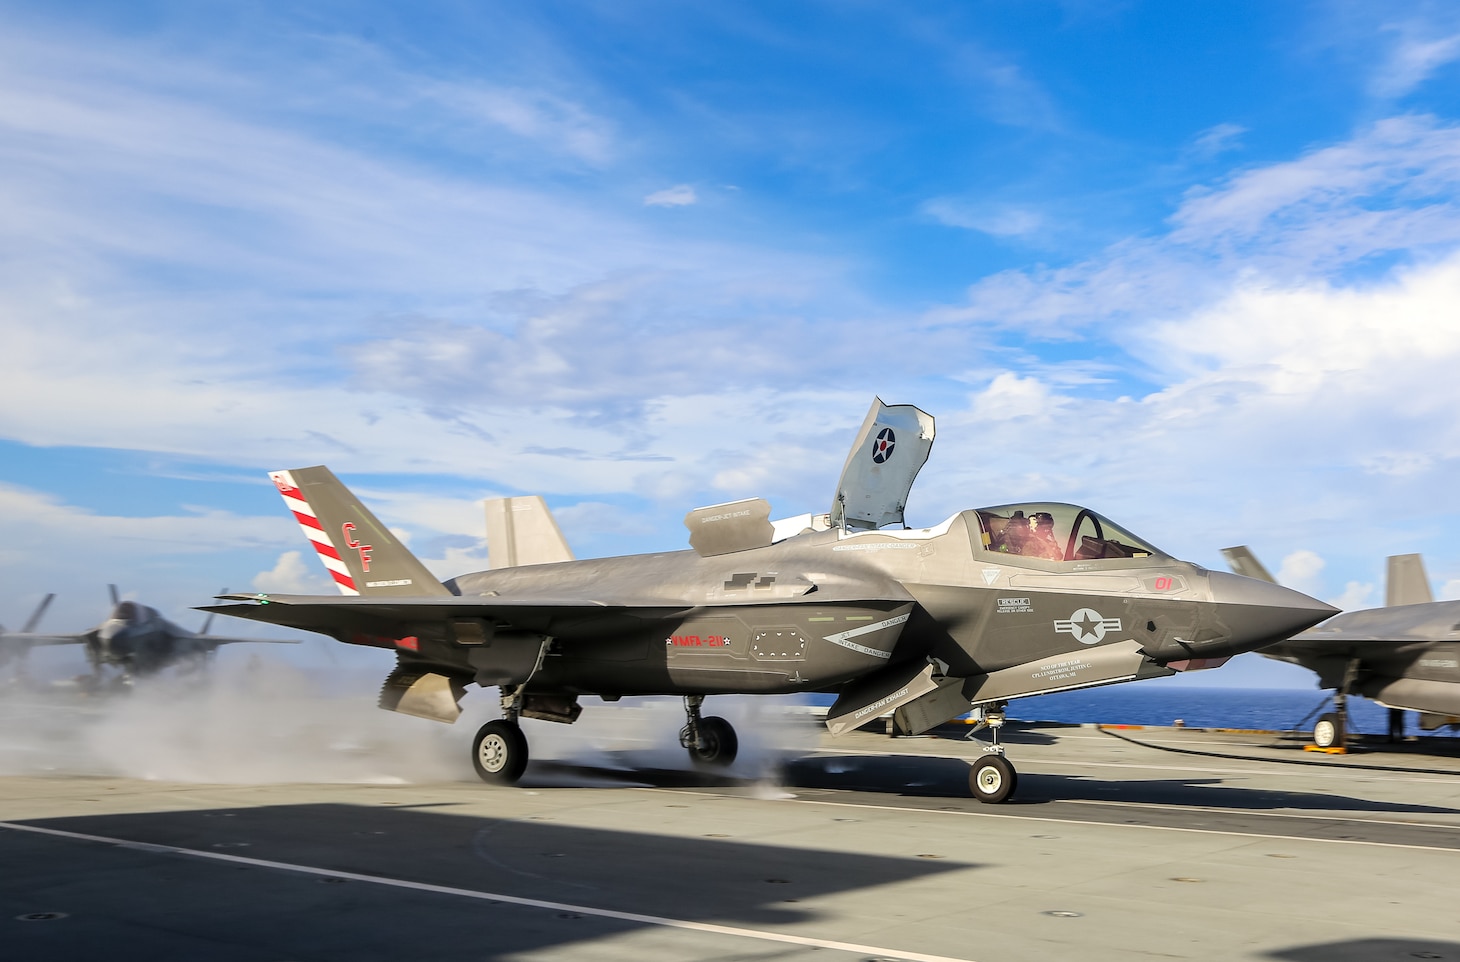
[{"left": 3, "top": 723, "right": 1459, "bottom": 962}]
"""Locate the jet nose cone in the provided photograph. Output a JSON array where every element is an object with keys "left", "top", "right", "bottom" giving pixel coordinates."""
[{"left": 1208, "top": 571, "right": 1339, "bottom": 650}]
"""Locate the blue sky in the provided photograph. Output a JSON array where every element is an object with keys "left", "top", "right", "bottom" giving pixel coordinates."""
[{"left": 4, "top": 1, "right": 1460, "bottom": 687}]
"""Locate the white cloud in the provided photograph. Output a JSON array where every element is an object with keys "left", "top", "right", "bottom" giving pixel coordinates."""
[
  {"left": 0, "top": 21, "right": 875, "bottom": 500},
  {"left": 1276, "top": 550, "right": 1325, "bottom": 595},
  {"left": 644, "top": 184, "right": 698, "bottom": 207},
  {"left": 0, "top": 483, "right": 294, "bottom": 557},
  {"left": 0, "top": 481, "right": 304, "bottom": 633},
  {"left": 922, "top": 199, "right": 1045, "bottom": 239},
  {"left": 419, "top": 79, "right": 617, "bottom": 165},
  {"left": 252, "top": 551, "right": 333, "bottom": 595},
  {"left": 933, "top": 115, "right": 1460, "bottom": 334},
  {"left": 969, "top": 372, "right": 1062, "bottom": 423},
  {"left": 1329, "top": 581, "right": 1376, "bottom": 612},
  {"left": 420, "top": 543, "right": 494, "bottom": 580},
  {"left": 1372, "top": 27, "right": 1460, "bottom": 98},
  {"left": 1187, "top": 122, "right": 1247, "bottom": 158}
]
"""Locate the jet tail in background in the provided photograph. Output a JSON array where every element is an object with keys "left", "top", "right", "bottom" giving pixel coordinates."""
[
  {"left": 19, "top": 593, "right": 55, "bottom": 634},
  {"left": 1220, "top": 546, "right": 1276, "bottom": 584},
  {"left": 1226, "top": 546, "right": 1438, "bottom": 610},
  {"left": 1385, "top": 554, "right": 1433, "bottom": 607},
  {"left": 484, "top": 496, "right": 574, "bottom": 568},
  {"left": 269, "top": 467, "right": 451, "bottom": 598}
]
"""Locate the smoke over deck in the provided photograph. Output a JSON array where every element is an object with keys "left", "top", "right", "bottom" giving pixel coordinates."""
[{"left": 0, "top": 657, "right": 818, "bottom": 786}]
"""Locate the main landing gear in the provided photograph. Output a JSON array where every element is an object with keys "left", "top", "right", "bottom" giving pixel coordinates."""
[
  {"left": 472, "top": 686, "right": 529, "bottom": 785},
  {"left": 1311, "top": 659, "right": 1361, "bottom": 751},
  {"left": 1313, "top": 711, "right": 1345, "bottom": 749},
  {"left": 471, "top": 689, "right": 742, "bottom": 785},
  {"left": 679, "top": 694, "right": 738, "bottom": 767},
  {"left": 472, "top": 719, "right": 529, "bottom": 783},
  {"left": 967, "top": 702, "right": 1017, "bottom": 804}
]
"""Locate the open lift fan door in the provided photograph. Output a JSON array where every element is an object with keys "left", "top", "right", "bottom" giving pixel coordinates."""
[{"left": 831, "top": 399, "right": 935, "bottom": 530}]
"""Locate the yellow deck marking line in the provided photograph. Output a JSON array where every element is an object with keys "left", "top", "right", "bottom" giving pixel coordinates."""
[{"left": 0, "top": 820, "right": 979, "bottom": 962}]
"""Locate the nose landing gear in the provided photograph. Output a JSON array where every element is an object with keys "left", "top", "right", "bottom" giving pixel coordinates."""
[{"left": 967, "top": 703, "right": 1018, "bottom": 804}]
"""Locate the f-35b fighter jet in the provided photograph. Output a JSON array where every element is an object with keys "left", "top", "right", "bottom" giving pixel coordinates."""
[
  {"left": 3, "top": 585, "right": 294, "bottom": 686},
  {"left": 208, "top": 400, "right": 1335, "bottom": 802},
  {"left": 1224, "top": 546, "right": 1460, "bottom": 749}
]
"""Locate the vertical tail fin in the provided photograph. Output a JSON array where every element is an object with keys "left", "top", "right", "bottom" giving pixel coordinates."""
[
  {"left": 1220, "top": 546, "right": 1277, "bottom": 583},
  {"left": 1385, "top": 554, "right": 1433, "bottom": 607},
  {"left": 483, "top": 496, "right": 574, "bottom": 568},
  {"left": 269, "top": 466, "right": 451, "bottom": 597},
  {"left": 20, "top": 593, "right": 55, "bottom": 633}
]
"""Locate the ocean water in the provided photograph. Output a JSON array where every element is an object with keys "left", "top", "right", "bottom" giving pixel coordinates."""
[
  {"left": 804, "top": 684, "right": 1459, "bottom": 737},
  {"left": 1008, "top": 684, "right": 1459, "bottom": 738}
]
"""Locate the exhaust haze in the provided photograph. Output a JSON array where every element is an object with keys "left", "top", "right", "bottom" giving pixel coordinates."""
[{"left": 0, "top": 656, "right": 820, "bottom": 786}]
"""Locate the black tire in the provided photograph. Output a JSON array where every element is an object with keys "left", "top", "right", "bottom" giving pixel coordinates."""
[
  {"left": 970, "top": 755, "right": 1017, "bottom": 804},
  {"left": 1313, "top": 712, "right": 1344, "bottom": 749},
  {"left": 688, "top": 716, "right": 738, "bottom": 766},
  {"left": 472, "top": 720, "right": 529, "bottom": 784}
]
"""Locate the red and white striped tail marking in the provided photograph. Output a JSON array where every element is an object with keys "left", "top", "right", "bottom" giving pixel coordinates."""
[{"left": 269, "top": 470, "right": 359, "bottom": 596}]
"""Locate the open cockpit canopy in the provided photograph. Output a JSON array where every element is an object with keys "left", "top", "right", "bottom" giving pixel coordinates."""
[{"left": 973, "top": 502, "right": 1166, "bottom": 564}]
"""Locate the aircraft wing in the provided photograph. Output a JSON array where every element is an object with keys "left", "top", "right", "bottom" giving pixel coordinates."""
[
  {"left": 202, "top": 593, "right": 695, "bottom": 640},
  {"left": 0, "top": 632, "right": 91, "bottom": 647},
  {"left": 1265, "top": 635, "right": 1419, "bottom": 658},
  {"left": 197, "top": 635, "right": 302, "bottom": 646}
]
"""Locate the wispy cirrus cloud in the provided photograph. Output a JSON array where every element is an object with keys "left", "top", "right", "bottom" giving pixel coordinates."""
[
  {"left": 921, "top": 198, "right": 1046, "bottom": 240},
  {"left": 929, "top": 115, "right": 1460, "bottom": 335},
  {"left": 644, "top": 184, "right": 698, "bottom": 207},
  {"left": 1371, "top": 23, "right": 1460, "bottom": 98}
]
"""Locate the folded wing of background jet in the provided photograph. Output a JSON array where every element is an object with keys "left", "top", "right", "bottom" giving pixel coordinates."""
[{"left": 1222, "top": 546, "right": 1460, "bottom": 748}]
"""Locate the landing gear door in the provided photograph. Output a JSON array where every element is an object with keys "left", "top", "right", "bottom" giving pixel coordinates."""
[{"left": 830, "top": 398, "right": 935, "bottom": 530}]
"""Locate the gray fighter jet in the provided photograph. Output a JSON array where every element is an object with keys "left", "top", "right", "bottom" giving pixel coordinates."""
[
  {"left": 1223, "top": 546, "right": 1460, "bottom": 748},
  {"left": 2, "top": 586, "right": 294, "bottom": 686},
  {"left": 207, "top": 400, "right": 1334, "bottom": 802}
]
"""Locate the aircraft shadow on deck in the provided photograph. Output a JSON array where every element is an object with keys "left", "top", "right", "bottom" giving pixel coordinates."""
[
  {"left": 777, "top": 753, "right": 1460, "bottom": 816},
  {"left": 6, "top": 802, "right": 975, "bottom": 959},
  {"left": 1266, "top": 938, "right": 1460, "bottom": 962}
]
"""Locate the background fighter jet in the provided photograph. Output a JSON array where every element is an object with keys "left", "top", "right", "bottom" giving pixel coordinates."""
[
  {"left": 208, "top": 400, "right": 1334, "bottom": 802},
  {"left": 2, "top": 585, "right": 294, "bottom": 687},
  {"left": 1223, "top": 546, "right": 1460, "bottom": 749}
]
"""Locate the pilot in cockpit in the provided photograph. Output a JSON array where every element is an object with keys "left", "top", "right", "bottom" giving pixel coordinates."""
[
  {"left": 1027, "top": 511, "right": 1064, "bottom": 561},
  {"left": 995, "top": 511, "right": 1031, "bottom": 555}
]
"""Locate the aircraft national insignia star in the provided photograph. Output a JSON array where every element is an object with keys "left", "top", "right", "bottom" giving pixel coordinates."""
[
  {"left": 1054, "top": 608, "right": 1123, "bottom": 645},
  {"left": 871, "top": 427, "right": 895, "bottom": 463}
]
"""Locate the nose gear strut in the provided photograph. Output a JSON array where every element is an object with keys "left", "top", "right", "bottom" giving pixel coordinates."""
[{"left": 966, "top": 701, "right": 1017, "bottom": 803}]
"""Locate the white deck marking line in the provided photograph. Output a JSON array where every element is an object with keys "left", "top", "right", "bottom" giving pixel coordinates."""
[
  {"left": 637, "top": 789, "right": 1460, "bottom": 853},
  {"left": 811, "top": 747, "right": 1460, "bottom": 784},
  {"left": 0, "top": 821, "right": 978, "bottom": 962}
]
